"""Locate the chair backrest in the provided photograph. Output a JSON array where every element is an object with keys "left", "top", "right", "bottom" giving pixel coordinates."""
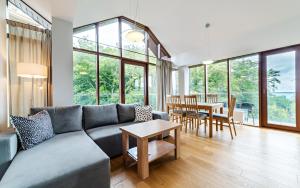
[
  {"left": 228, "top": 95, "right": 237, "bottom": 118},
  {"left": 184, "top": 95, "right": 198, "bottom": 112},
  {"left": 196, "top": 94, "right": 202, "bottom": 103},
  {"left": 207, "top": 94, "right": 218, "bottom": 103},
  {"left": 170, "top": 95, "right": 183, "bottom": 112},
  {"left": 166, "top": 95, "right": 172, "bottom": 113}
]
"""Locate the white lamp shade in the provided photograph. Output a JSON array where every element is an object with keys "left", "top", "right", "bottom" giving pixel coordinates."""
[
  {"left": 17, "top": 63, "right": 48, "bottom": 79},
  {"left": 125, "top": 30, "right": 145, "bottom": 43}
]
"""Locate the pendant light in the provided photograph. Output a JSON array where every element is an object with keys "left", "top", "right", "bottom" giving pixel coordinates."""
[
  {"left": 125, "top": 0, "right": 144, "bottom": 43},
  {"left": 202, "top": 23, "right": 214, "bottom": 64}
]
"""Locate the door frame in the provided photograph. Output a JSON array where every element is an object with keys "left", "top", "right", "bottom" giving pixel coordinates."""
[
  {"left": 121, "top": 59, "right": 149, "bottom": 105},
  {"left": 260, "top": 46, "right": 300, "bottom": 132}
]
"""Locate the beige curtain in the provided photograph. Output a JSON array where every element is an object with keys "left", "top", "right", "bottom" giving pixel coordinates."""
[
  {"left": 156, "top": 60, "right": 173, "bottom": 111},
  {"left": 7, "top": 20, "right": 52, "bottom": 116}
]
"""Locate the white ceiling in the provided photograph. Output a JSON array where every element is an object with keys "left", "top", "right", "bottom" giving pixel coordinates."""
[{"left": 24, "top": 0, "right": 300, "bottom": 66}]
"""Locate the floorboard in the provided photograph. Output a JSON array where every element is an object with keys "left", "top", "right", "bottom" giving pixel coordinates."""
[{"left": 111, "top": 125, "right": 300, "bottom": 188}]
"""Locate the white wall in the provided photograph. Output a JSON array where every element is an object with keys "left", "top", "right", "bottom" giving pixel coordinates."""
[
  {"left": 178, "top": 66, "right": 189, "bottom": 98},
  {"left": 52, "top": 17, "right": 73, "bottom": 106},
  {"left": 0, "top": 0, "right": 8, "bottom": 131}
]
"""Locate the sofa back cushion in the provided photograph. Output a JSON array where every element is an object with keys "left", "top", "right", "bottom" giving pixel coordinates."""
[
  {"left": 83, "top": 104, "right": 119, "bottom": 130},
  {"left": 30, "top": 105, "right": 82, "bottom": 134},
  {"left": 117, "top": 104, "right": 135, "bottom": 123}
]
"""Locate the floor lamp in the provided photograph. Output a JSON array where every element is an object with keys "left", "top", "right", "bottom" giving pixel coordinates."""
[{"left": 17, "top": 63, "right": 48, "bottom": 107}]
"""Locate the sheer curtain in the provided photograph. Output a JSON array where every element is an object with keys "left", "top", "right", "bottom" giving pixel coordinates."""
[
  {"left": 7, "top": 20, "right": 52, "bottom": 116},
  {"left": 156, "top": 60, "right": 173, "bottom": 111}
]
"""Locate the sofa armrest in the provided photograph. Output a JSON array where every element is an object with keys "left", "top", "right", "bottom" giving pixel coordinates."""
[
  {"left": 0, "top": 132, "right": 18, "bottom": 180},
  {"left": 152, "top": 111, "right": 169, "bottom": 121}
]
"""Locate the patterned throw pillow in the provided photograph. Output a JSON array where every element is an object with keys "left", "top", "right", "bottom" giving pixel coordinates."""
[
  {"left": 10, "top": 110, "right": 55, "bottom": 150},
  {"left": 134, "top": 105, "right": 153, "bottom": 122}
]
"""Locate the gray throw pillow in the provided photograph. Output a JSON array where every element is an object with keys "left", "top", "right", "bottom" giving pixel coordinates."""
[
  {"left": 134, "top": 105, "right": 153, "bottom": 122},
  {"left": 10, "top": 110, "right": 55, "bottom": 150}
]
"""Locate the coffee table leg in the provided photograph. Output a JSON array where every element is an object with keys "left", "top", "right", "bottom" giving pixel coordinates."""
[
  {"left": 122, "top": 132, "right": 129, "bottom": 167},
  {"left": 209, "top": 108, "right": 213, "bottom": 138},
  {"left": 137, "top": 138, "right": 149, "bottom": 179},
  {"left": 174, "top": 127, "right": 180, "bottom": 159}
]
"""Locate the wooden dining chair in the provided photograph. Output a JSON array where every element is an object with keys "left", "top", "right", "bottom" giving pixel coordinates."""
[
  {"left": 166, "top": 95, "right": 173, "bottom": 118},
  {"left": 207, "top": 94, "right": 219, "bottom": 113},
  {"left": 184, "top": 95, "right": 207, "bottom": 135},
  {"left": 196, "top": 94, "right": 202, "bottom": 103},
  {"left": 207, "top": 94, "right": 218, "bottom": 103},
  {"left": 213, "top": 95, "right": 237, "bottom": 139},
  {"left": 169, "top": 95, "right": 185, "bottom": 124}
]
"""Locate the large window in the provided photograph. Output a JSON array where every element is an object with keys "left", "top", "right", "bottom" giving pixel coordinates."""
[
  {"left": 266, "top": 51, "right": 296, "bottom": 126},
  {"left": 184, "top": 45, "right": 300, "bottom": 131},
  {"left": 99, "top": 56, "right": 120, "bottom": 104},
  {"left": 230, "top": 55, "right": 259, "bottom": 126},
  {"left": 98, "top": 19, "right": 120, "bottom": 56},
  {"left": 148, "top": 36, "right": 158, "bottom": 64},
  {"left": 172, "top": 70, "right": 179, "bottom": 95},
  {"left": 73, "top": 51, "right": 97, "bottom": 105},
  {"left": 189, "top": 66, "right": 205, "bottom": 102},
  {"left": 125, "top": 64, "right": 145, "bottom": 104},
  {"left": 73, "top": 25, "right": 96, "bottom": 51},
  {"left": 122, "top": 20, "right": 146, "bottom": 61},
  {"left": 73, "top": 17, "right": 171, "bottom": 106},
  {"left": 149, "top": 65, "right": 157, "bottom": 109},
  {"left": 207, "top": 61, "right": 228, "bottom": 106}
]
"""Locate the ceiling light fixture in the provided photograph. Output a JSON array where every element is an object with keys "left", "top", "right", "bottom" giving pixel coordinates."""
[
  {"left": 202, "top": 22, "right": 214, "bottom": 64},
  {"left": 125, "top": 0, "right": 144, "bottom": 43}
]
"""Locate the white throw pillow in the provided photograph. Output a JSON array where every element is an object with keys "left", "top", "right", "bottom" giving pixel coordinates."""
[{"left": 134, "top": 105, "right": 153, "bottom": 122}]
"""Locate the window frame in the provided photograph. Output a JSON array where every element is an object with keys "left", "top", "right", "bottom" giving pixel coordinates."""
[{"left": 73, "top": 16, "right": 171, "bottom": 105}]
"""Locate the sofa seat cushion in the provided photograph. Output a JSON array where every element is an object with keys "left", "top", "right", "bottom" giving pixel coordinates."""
[
  {"left": 83, "top": 104, "right": 119, "bottom": 130},
  {"left": 86, "top": 122, "right": 139, "bottom": 158},
  {"left": 0, "top": 131, "right": 110, "bottom": 188}
]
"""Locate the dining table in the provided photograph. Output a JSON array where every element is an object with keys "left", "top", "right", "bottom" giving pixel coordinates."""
[{"left": 166, "top": 102, "right": 224, "bottom": 138}]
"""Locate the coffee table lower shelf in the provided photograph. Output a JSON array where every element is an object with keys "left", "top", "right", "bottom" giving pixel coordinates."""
[{"left": 127, "top": 140, "right": 175, "bottom": 163}]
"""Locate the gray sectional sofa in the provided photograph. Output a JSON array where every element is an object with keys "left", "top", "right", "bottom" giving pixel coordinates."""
[{"left": 0, "top": 104, "right": 169, "bottom": 188}]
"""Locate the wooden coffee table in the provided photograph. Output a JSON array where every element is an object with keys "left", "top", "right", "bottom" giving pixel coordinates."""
[{"left": 120, "top": 119, "right": 181, "bottom": 179}]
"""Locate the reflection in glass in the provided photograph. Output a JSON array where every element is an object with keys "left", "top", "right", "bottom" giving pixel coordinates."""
[
  {"left": 122, "top": 20, "right": 146, "bottom": 61},
  {"left": 98, "top": 19, "right": 120, "bottom": 56},
  {"left": 73, "top": 25, "right": 96, "bottom": 51}
]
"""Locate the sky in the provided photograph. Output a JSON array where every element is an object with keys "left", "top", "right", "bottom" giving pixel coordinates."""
[{"left": 267, "top": 51, "right": 296, "bottom": 93}]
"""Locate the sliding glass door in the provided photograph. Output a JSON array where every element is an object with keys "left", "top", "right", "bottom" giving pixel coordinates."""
[
  {"left": 262, "top": 48, "right": 299, "bottom": 130},
  {"left": 230, "top": 55, "right": 259, "bottom": 126},
  {"left": 123, "top": 61, "right": 147, "bottom": 105}
]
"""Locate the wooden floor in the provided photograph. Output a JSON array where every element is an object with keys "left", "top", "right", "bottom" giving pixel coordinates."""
[{"left": 111, "top": 125, "right": 300, "bottom": 188}]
